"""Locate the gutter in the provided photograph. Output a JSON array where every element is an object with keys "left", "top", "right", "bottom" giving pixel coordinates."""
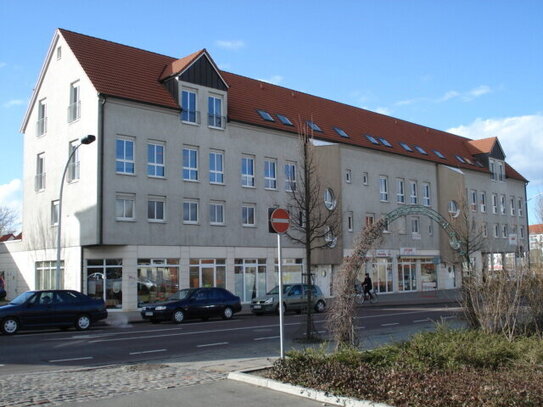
[{"left": 98, "top": 95, "right": 106, "bottom": 245}]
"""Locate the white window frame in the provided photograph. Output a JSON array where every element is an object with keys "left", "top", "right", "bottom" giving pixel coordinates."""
[
  {"left": 116, "top": 137, "right": 135, "bottom": 175},
  {"left": 284, "top": 162, "right": 297, "bottom": 192},
  {"left": 67, "top": 140, "right": 81, "bottom": 182},
  {"left": 493, "top": 224, "right": 499, "bottom": 238},
  {"left": 411, "top": 216, "right": 420, "bottom": 239},
  {"left": 500, "top": 194, "right": 506, "bottom": 215},
  {"left": 510, "top": 196, "right": 515, "bottom": 216},
  {"left": 208, "top": 95, "right": 223, "bottom": 128},
  {"left": 365, "top": 213, "right": 375, "bottom": 227},
  {"left": 37, "top": 98, "right": 47, "bottom": 136},
  {"left": 502, "top": 224, "right": 508, "bottom": 238},
  {"left": 480, "top": 192, "right": 487, "bottom": 213},
  {"left": 379, "top": 176, "right": 389, "bottom": 202},
  {"left": 147, "top": 142, "right": 165, "bottom": 178},
  {"left": 209, "top": 151, "right": 224, "bottom": 184},
  {"left": 470, "top": 189, "right": 477, "bottom": 212},
  {"left": 347, "top": 212, "right": 353, "bottom": 232},
  {"left": 148, "top": 196, "right": 166, "bottom": 222},
  {"left": 422, "top": 182, "right": 431, "bottom": 206},
  {"left": 36, "top": 153, "right": 46, "bottom": 191},
  {"left": 264, "top": 158, "right": 277, "bottom": 190},
  {"left": 68, "top": 80, "right": 80, "bottom": 122},
  {"left": 482, "top": 222, "right": 488, "bottom": 238},
  {"left": 183, "top": 147, "right": 199, "bottom": 181},
  {"left": 409, "top": 180, "right": 418, "bottom": 204},
  {"left": 209, "top": 201, "right": 225, "bottom": 225},
  {"left": 242, "top": 204, "right": 256, "bottom": 227},
  {"left": 396, "top": 178, "right": 405, "bottom": 204},
  {"left": 518, "top": 198, "right": 523, "bottom": 217},
  {"left": 181, "top": 89, "right": 198, "bottom": 124},
  {"left": 492, "top": 194, "right": 498, "bottom": 214},
  {"left": 241, "top": 155, "right": 255, "bottom": 187},
  {"left": 183, "top": 200, "right": 199, "bottom": 224},
  {"left": 116, "top": 194, "right": 135, "bottom": 221}
]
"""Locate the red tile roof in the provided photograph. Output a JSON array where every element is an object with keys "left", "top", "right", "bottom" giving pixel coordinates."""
[
  {"left": 0, "top": 234, "right": 14, "bottom": 242},
  {"left": 59, "top": 29, "right": 527, "bottom": 182},
  {"left": 530, "top": 224, "right": 543, "bottom": 234}
]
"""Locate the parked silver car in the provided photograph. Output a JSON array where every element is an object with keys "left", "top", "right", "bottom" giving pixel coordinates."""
[{"left": 250, "top": 284, "right": 326, "bottom": 315}]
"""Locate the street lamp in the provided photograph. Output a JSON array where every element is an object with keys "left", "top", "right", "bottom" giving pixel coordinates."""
[{"left": 55, "top": 134, "right": 96, "bottom": 289}]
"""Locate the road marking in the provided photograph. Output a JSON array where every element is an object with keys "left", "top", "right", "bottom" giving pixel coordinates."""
[
  {"left": 413, "top": 319, "right": 430, "bottom": 323},
  {"left": 197, "top": 342, "right": 228, "bottom": 348},
  {"left": 0, "top": 364, "right": 5, "bottom": 367},
  {"left": 129, "top": 349, "right": 167, "bottom": 355},
  {"left": 441, "top": 315, "right": 456, "bottom": 320},
  {"left": 381, "top": 322, "right": 400, "bottom": 327},
  {"left": 254, "top": 336, "right": 280, "bottom": 341},
  {"left": 49, "top": 356, "right": 93, "bottom": 363}
]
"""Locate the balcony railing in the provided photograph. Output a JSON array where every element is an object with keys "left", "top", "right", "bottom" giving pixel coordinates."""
[
  {"left": 67, "top": 161, "right": 80, "bottom": 182},
  {"left": 37, "top": 117, "right": 47, "bottom": 136},
  {"left": 35, "top": 173, "right": 46, "bottom": 191},
  {"left": 67, "top": 101, "right": 81, "bottom": 123},
  {"left": 208, "top": 114, "right": 226, "bottom": 129},
  {"left": 180, "top": 109, "right": 200, "bottom": 124}
]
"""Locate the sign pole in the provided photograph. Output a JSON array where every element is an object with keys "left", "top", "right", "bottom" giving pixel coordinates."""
[{"left": 277, "top": 233, "right": 284, "bottom": 359}]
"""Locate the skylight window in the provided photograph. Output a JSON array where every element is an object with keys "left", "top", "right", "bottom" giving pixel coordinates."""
[
  {"left": 464, "top": 157, "right": 474, "bottom": 165},
  {"left": 400, "top": 142, "right": 413, "bottom": 152},
  {"left": 433, "top": 150, "right": 446, "bottom": 159},
  {"left": 277, "top": 114, "right": 293, "bottom": 126},
  {"left": 475, "top": 160, "right": 484, "bottom": 168},
  {"left": 365, "top": 135, "right": 380, "bottom": 145},
  {"left": 334, "top": 128, "right": 349, "bottom": 138},
  {"left": 455, "top": 155, "right": 466, "bottom": 163},
  {"left": 379, "top": 138, "right": 393, "bottom": 147},
  {"left": 306, "top": 121, "right": 322, "bottom": 132},
  {"left": 257, "top": 110, "right": 274, "bottom": 122},
  {"left": 415, "top": 146, "right": 428, "bottom": 155}
]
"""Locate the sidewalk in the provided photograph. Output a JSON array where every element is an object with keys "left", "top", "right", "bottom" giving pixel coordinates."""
[{"left": 106, "top": 288, "right": 461, "bottom": 325}]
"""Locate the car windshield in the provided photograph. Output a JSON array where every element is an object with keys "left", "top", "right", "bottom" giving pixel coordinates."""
[
  {"left": 167, "top": 289, "right": 194, "bottom": 301},
  {"left": 9, "top": 291, "right": 36, "bottom": 305},
  {"left": 267, "top": 285, "right": 291, "bottom": 295}
]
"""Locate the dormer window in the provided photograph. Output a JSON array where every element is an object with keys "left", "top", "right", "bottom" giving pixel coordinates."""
[
  {"left": 208, "top": 95, "right": 223, "bottom": 128},
  {"left": 489, "top": 158, "right": 505, "bottom": 181},
  {"left": 181, "top": 89, "right": 199, "bottom": 124}
]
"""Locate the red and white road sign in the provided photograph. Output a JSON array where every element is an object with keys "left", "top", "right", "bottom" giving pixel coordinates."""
[{"left": 269, "top": 208, "right": 290, "bottom": 234}]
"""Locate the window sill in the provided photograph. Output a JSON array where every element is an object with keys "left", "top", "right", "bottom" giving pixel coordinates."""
[
  {"left": 68, "top": 117, "right": 81, "bottom": 125},
  {"left": 148, "top": 175, "right": 167, "bottom": 180},
  {"left": 183, "top": 179, "right": 200, "bottom": 183},
  {"left": 242, "top": 185, "right": 256, "bottom": 189},
  {"left": 210, "top": 182, "right": 225, "bottom": 186},
  {"left": 208, "top": 125, "right": 225, "bottom": 131},
  {"left": 148, "top": 220, "right": 166, "bottom": 223},
  {"left": 264, "top": 187, "right": 278, "bottom": 191},
  {"left": 210, "top": 223, "right": 226, "bottom": 227},
  {"left": 242, "top": 224, "right": 257, "bottom": 228},
  {"left": 116, "top": 172, "right": 136, "bottom": 176},
  {"left": 182, "top": 120, "right": 200, "bottom": 126},
  {"left": 116, "top": 218, "right": 136, "bottom": 222},
  {"left": 183, "top": 221, "right": 199, "bottom": 225}
]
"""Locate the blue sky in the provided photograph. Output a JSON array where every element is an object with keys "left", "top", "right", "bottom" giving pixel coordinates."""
[{"left": 1, "top": 0, "right": 542, "bottom": 228}]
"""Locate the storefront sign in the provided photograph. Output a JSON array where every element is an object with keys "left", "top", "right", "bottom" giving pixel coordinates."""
[
  {"left": 509, "top": 233, "right": 518, "bottom": 246},
  {"left": 375, "top": 249, "right": 391, "bottom": 257},
  {"left": 400, "top": 247, "right": 417, "bottom": 256}
]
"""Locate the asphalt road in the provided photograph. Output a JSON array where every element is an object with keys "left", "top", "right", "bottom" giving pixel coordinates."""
[{"left": 0, "top": 303, "right": 460, "bottom": 376}]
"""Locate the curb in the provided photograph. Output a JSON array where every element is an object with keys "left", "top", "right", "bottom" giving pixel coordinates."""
[{"left": 228, "top": 369, "right": 394, "bottom": 407}]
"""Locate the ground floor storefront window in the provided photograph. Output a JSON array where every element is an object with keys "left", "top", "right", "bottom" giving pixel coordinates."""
[
  {"left": 273, "top": 258, "right": 303, "bottom": 287},
  {"left": 189, "top": 259, "right": 225, "bottom": 289},
  {"left": 398, "top": 258, "right": 417, "bottom": 291},
  {"left": 368, "top": 258, "right": 393, "bottom": 293},
  {"left": 35, "top": 261, "right": 64, "bottom": 290},
  {"left": 87, "top": 259, "right": 123, "bottom": 309},
  {"left": 137, "top": 258, "right": 179, "bottom": 306},
  {"left": 420, "top": 259, "right": 437, "bottom": 290},
  {"left": 234, "top": 258, "right": 266, "bottom": 302}
]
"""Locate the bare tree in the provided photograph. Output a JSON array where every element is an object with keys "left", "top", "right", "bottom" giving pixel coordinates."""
[
  {"left": 285, "top": 124, "right": 340, "bottom": 340},
  {"left": 0, "top": 206, "right": 17, "bottom": 236}
]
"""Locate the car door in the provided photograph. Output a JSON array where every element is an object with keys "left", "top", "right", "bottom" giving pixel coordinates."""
[
  {"left": 189, "top": 288, "right": 212, "bottom": 318},
  {"left": 286, "top": 284, "right": 304, "bottom": 310},
  {"left": 53, "top": 291, "right": 81, "bottom": 325},
  {"left": 20, "top": 291, "right": 56, "bottom": 327},
  {"left": 209, "top": 288, "right": 225, "bottom": 316}
]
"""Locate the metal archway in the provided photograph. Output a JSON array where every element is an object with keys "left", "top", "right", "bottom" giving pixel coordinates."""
[{"left": 383, "top": 205, "right": 464, "bottom": 256}]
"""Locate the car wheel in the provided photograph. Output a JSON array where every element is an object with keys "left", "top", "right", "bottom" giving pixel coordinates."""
[
  {"left": 222, "top": 307, "right": 233, "bottom": 320},
  {"left": 314, "top": 300, "right": 326, "bottom": 313},
  {"left": 172, "top": 309, "right": 184, "bottom": 324},
  {"left": 2, "top": 317, "right": 19, "bottom": 335},
  {"left": 75, "top": 314, "right": 91, "bottom": 331}
]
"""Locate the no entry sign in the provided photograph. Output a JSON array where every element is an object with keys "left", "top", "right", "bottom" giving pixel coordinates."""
[{"left": 269, "top": 208, "right": 290, "bottom": 234}]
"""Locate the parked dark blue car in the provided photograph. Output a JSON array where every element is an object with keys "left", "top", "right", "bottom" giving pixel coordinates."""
[
  {"left": 141, "top": 287, "right": 241, "bottom": 323},
  {"left": 0, "top": 290, "right": 108, "bottom": 335}
]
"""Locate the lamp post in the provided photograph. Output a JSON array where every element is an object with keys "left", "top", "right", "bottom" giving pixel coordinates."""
[{"left": 55, "top": 135, "right": 96, "bottom": 289}]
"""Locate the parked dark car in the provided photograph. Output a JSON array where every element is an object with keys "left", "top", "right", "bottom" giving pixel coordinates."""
[
  {"left": 0, "top": 290, "right": 108, "bottom": 335},
  {"left": 141, "top": 287, "right": 241, "bottom": 323},
  {"left": 250, "top": 284, "right": 326, "bottom": 315}
]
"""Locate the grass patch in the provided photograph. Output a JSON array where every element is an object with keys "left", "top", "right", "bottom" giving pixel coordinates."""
[{"left": 267, "top": 325, "right": 543, "bottom": 406}]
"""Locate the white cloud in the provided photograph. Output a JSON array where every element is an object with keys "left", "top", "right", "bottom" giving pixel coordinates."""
[
  {"left": 373, "top": 106, "right": 392, "bottom": 115},
  {"left": 447, "top": 113, "right": 543, "bottom": 187},
  {"left": 2, "top": 99, "right": 24, "bottom": 108},
  {"left": 467, "top": 85, "right": 491, "bottom": 99},
  {"left": 258, "top": 75, "right": 284, "bottom": 85},
  {"left": 0, "top": 179, "right": 22, "bottom": 230},
  {"left": 215, "top": 40, "right": 245, "bottom": 50},
  {"left": 396, "top": 85, "right": 491, "bottom": 106},
  {"left": 438, "top": 90, "right": 460, "bottom": 102}
]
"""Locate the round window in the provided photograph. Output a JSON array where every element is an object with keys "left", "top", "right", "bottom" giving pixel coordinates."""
[
  {"left": 448, "top": 200, "right": 460, "bottom": 217},
  {"left": 324, "top": 188, "right": 336, "bottom": 210}
]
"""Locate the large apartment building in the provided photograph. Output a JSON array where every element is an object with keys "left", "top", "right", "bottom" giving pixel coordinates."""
[{"left": 0, "top": 29, "right": 529, "bottom": 311}]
